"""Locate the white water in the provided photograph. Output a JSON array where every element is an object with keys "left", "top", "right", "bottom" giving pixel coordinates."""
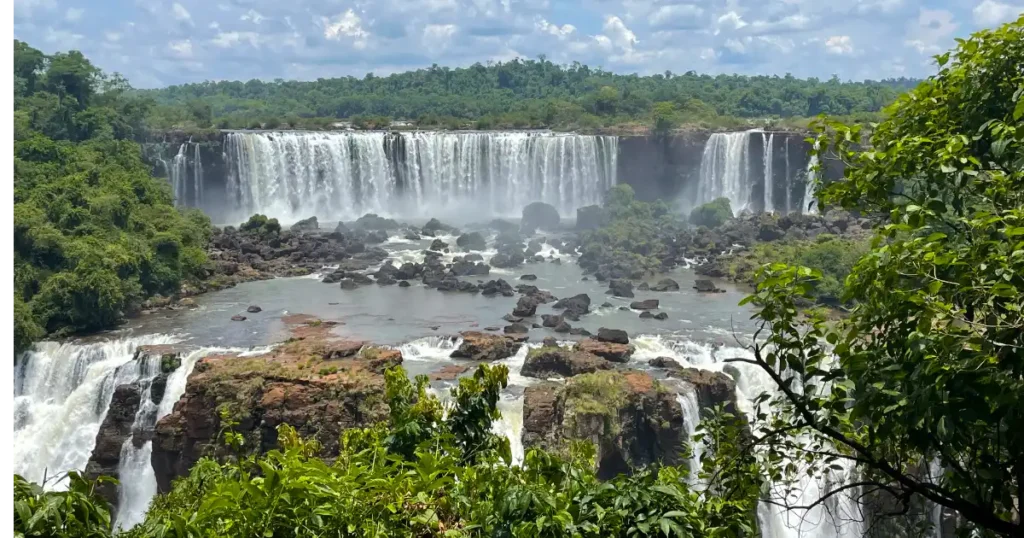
[
  {"left": 804, "top": 152, "right": 819, "bottom": 215},
  {"left": 223, "top": 131, "right": 618, "bottom": 223},
  {"left": 676, "top": 389, "right": 703, "bottom": 480},
  {"left": 697, "top": 129, "right": 759, "bottom": 214},
  {"left": 170, "top": 143, "right": 188, "bottom": 207},
  {"left": 762, "top": 132, "right": 776, "bottom": 213},
  {"left": 784, "top": 137, "right": 793, "bottom": 214},
  {"left": 192, "top": 143, "right": 203, "bottom": 208}
]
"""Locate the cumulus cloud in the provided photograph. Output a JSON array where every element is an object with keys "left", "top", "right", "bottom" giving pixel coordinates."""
[
  {"left": 648, "top": 4, "right": 704, "bottom": 29},
  {"left": 905, "top": 8, "right": 958, "bottom": 55},
  {"left": 241, "top": 9, "right": 265, "bottom": 24},
  {"left": 535, "top": 18, "right": 576, "bottom": 39},
  {"left": 171, "top": 2, "right": 192, "bottom": 24},
  {"left": 321, "top": 9, "right": 370, "bottom": 49},
  {"left": 168, "top": 39, "right": 193, "bottom": 58},
  {"left": 422, "top": 24, "right": 457, "bottom": 53},
  {"left": 211, "top": 31, "right": 261, "bottom": 48},
  {"left": 602, "top": 15, "right": 638, "bottom": 51},
  {"left": 973, "top": 0, "right": 1023, "bottom": 26},
  {"left": 825, "top": 35, "right": 854, "bottom": 55}
]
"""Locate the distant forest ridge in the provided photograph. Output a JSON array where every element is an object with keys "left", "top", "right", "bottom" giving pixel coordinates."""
[{"left": 137, "top": 57, "right": 921, "bottom": 131}]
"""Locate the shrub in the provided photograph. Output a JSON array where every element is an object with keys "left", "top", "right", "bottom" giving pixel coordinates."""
[{"left": 688, "top": 198, "right": 733, "bottom": 228}]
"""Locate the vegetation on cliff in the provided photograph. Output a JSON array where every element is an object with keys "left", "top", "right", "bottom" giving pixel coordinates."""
[
  {"left": 17, "top": 364, "right": 760, "bottom": 537},
  {"left": 13, "top": 41, "right": 212, "bottom": 354},
  {"left": 740, "top": 17, "right": 1024, "bottom": 536}
]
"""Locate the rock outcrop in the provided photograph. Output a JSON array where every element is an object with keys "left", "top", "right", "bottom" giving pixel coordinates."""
[
  {"left": 522, "top": 371, "right": 685, "bottom": 479},
  {"left": 521, "top": 347, "right": 612, "bottom": 379},
  {"left": 85, "top": 383, "right": 143, "bottom": 506},
  {"left": 449, "top": 331, "right": 524, "bottom": 362},
  {"left": 575, "top": 339, "right": 634, "bottom": 363},
  {"left": 522, "top": 201, "right": 560, "bottom": 231}
]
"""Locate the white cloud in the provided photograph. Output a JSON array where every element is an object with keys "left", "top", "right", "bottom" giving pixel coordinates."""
[
  {"left": 602, "top": 15, "right": 638, "bottom": 51},
  {"left": 724, "top": 38, "right": 746, "bottom": 53},
  {"left": 973, "top": 0, "right": 1023, "bottom": 26},
  {"left": 825, "top": 35, "right": 854, "bottom": 55},
  {"left": 648, "top": 4, "right": 704, "bottom": 29},
  {"left": 65, "top": 7, "right": 84, "bottom": 21},
  {"left": 171, "top": 2, "right": 192, "bottom": 24},
  {"left": 905, "top": 8, "right": 958, "bottom": 55},
  {"left": 535, "top": 18, "right": 576, "bottom": 39},
  {"left": 211, "top": 31, "right": 260, "bottom": 48},
  {"left": 716, "top": 11, "right": 748, "bottom": 33},
  {"left": 423, "top": 23, "right": 457, "bottom": 52},
  {"left": 321, "top": 9, "right": 370, "bottom": 49},
  {"left": 44, "top": 27, "right": 84, "bottom": 45},
  {"left": 699, "top": 47, "right": 717, "bottom": 60},
  {"left": 241, "top": 9, "right": 265, "bottom": 24},
  {"left": 748, "top": 13, "right": 811, "bottom": 35},
  {"left": 594, "top": 34, "right": 613, "bottom": 52},
  {"left": 105, "top": 31, "right": 121, "bottom": 42},
  {"left": 855, "top": 0, "right": 903, "bottom": 14},
  {"left": 168, "top": 39, "right": 193, "bottom": 58}
]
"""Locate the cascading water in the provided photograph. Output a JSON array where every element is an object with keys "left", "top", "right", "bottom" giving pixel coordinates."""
[
  {"left": 676, "top": 388, "right": 703, "bottom": 480},
  {"left": 762, "top": 132, "right": 776, "bottom": 213},
  {"left": 804, "top": 148, "right": 819, "bottom": 215},
  {"left": 697, "top": 129, "right": 759, "bottom": 214},
  {"left": 223, "top": 131, "right": 618, "bottom": 222},
  {"left": 785, "top": 137, "right": 792, "bottom": 214},
  {"left": 13, "top": 335, "right": 178, "bottom": 487},
  {"left": 170, "top": 143, "right": 188, "bottom": 207},
  {"left": 192, "top": 143, "right": 203, "bottom": 208}
]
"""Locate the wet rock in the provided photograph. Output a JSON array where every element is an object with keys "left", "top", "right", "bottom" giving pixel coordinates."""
[
  {"left": 394, "top": 262, "right": 421, "bottom": 280},
  {"left": 666, "top": 367, "right": 740, "bottom": 415},
  {"left": 522, "top": 371, "right": 684, "bottom": 480},
  {"left": 462, "top": 253, "right": 484, "bottom": 262},
  {"left": 354, "top": 213, "right": 400, "bottom": 231},
  {"left": 654, "top": 312, "right": 668, "bottom": 320},
  {"left": 398, "top": 280, "right": 411, "bottom": 287},
  {"left": 86, "top": 382, "right": 143, "bottom": 507},
  {"left": 456, "top": 232, "right": 487, "bottom": 251},
  {"left": 521, "top": 347, "right": 610, "bottom": 379},
  {"left": 450, "top": 331, "right": 524, "bottom": 362},
  {"left": 484, "top": 326, "right": 500, "bottom": 331},
  {"left": 247, "top": 305, "right": 263, "bottom": 313},
  {"left": 522, "top": 201, "right": 560, "bottom": 231},
  {"left": 648, "top": 356, "right": 682, "bottom": 369},
  {"left": 480, "top": 279, "right": 515, "bottom": 297},
  {"left": 450, "top": 260, "right": 490, "bottom": 277},
  {"left": 502, "top": 314, "right": 523, "bottom": 323},
  {"left": 553, "top": 320, "right": 572, "bottom": 333},
  {"left": 526, "top": 239, "right": 544, "bottom": 257},
  {"left": 607, "top": 280, "right": 635, "bottom": 298},
  {"left": 231, "top": 314, "right": 247, "bottom": 321},
  {"left": 291, "top": 216, "right": 319, "bottom": 232},
  {"left": 490, "top": 246, "right": 525, "bottom": 269},
  {"left": 552, "top": 293, "right": 591, "bottom": 320},
  {"left": 541, "top": 314, "right": 563, "bottom": 328},
  {"left": 601, "top": 302, "right": 613, "bottom": 308},
  {"left": 516, "top": 285, "right": 557, "bottom": 303},
  {"left": 430, "top": 238, "right": 449, "bottom": 251},
  {"left": 576, "top": 339, "right": 633, "bottom": 363},
  {"left": 569, "top": 328, "right": 592, "bottom": 336},
  {"left": 423, "top": 218, "right": 456, "bottom": 235},
  {"left": 503, "top": 323, "right": 530, "bottom": 334},
  {"left": 629, "top": 299, "right": 659, "bottom": 310},
  {"left": 532, "top": 323, "right": 542, "bottom": 329},
  {"left": 597, "top": 328, "right": 629, "bottom": 345},
  {"left": 431, "top": 364, "right": 471, "bottom": 382},
  {"left": 550, "top": 258, "right": 562, "bottom": 265},
  {"left": 650, "top": 278, "right": 680, "bottom": 292},
  {"left": 376, "top": 274, "right": 397, "bottom": 286},
  {"left": 576, "top": 205, "right": 609, "bottom": 231},
  {"left": 512, "top": 296, "right": 540, "bottom": 317},
  {"left": 404, "top": 230, "right": 422, "bottom": 241},
  {"left": 618, "top": 306, "right": 631, "bottom": 311},
  {"left": 339, "top": 278, "right": 359, "bottom": 290},
  {"left": 542, "top": 336, "right": 558, "bottom": 347},
  {"left": 364, "top": 230, "right": 389, "bottom": 244},
  {"left": 639, "top": 311, "right": 654, "bottom": 319},
  {"left": 520, "top": 274, "right": 538, "bottom": 281},
  {"left": 694, "top": 279, "right": 725, "bottom": 293}
]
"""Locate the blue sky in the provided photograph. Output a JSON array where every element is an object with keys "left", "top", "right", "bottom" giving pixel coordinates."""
[{"left": 13, "top": 0, "right": 1023, "bottom": 88}]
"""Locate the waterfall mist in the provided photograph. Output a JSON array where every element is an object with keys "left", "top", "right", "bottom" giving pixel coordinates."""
[{"left": 222, "top": 131, "right": 618, "bottom": 224}]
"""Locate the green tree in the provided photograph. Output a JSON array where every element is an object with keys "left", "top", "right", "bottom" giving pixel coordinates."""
[{"left": 739, "top": 17, "right": 1023, "bottom": 536}]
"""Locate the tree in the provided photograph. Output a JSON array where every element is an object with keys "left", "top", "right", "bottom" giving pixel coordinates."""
[{"left": 738, "top": 16, "right": 1023, "bottom": 537}]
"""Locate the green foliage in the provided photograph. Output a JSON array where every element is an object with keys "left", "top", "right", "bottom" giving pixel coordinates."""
[
  {"left": 14, "top": 472, "right": 113, "bottom": 538},
  {"left": 742, "top": 17, "right": 1024, "bottom": 536},
  {"left": 689, "top": 198, "right": 733, "bottom": 228},
  {"left": 12, "top": 42, "right": 211, "bottom": 352},
  {"left": 29, "top": 364, "right": 760, "bottom": 537},
  {"left": 579, "top": 184, "right": 682, "bottom": 277},
  {"left": 239, "top": 213, "right": 281, "bottom": 236}
]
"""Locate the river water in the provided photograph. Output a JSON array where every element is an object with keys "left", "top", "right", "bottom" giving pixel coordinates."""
[{"left": 13, "top": 228, "right": 868, "bottom": 537}]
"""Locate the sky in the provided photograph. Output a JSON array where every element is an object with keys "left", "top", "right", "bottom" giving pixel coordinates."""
[{"left": 12, "top": 0, "right": 1023, "bottom": 88}]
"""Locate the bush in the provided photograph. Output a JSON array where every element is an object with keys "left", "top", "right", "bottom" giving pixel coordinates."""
[{"left": 688, "top": 198, "right": 733, "bottom": 228}]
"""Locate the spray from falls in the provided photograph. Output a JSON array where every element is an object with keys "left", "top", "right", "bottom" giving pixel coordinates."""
[
  {"left": 223, "top": 131, "right": 618, "bottom": 222},
  {"left": 697, "top": 130, "right": 757, "bottom": 214}
]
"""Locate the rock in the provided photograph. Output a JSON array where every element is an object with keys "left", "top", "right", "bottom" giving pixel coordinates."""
[
  {"left": 597, "top": 328, "right": 629, "bottom": 345},
  {"left": 365, "top": 230, "right": 389, "bottom": 244},
  {"left": 489, "top": 219, "right": 518, "bottom": 233},
  {"left": 404, "top": 230, "right": 422, "bottom": 241},
  {"left": 490, "top": 248, "right": 525, "bottom": 269},
  {"left": 542, "top": 336, "right": 558, "bottom": 347},
  {"left": 576, "top": 339, "right": 633, "bottom": 363},
  {"left": 484, "top": 326, "right": 500, "bottom": 331},
  {"left": 601, "top": 302, "right": 613, "bottom": 308},
  {"left": 654, "top": 312, "right": 668, "bottom": 320},
  {"left": 480, "top": 279, "right": 515, "bottom": 297},
  {"left": 607, "top": 280, "right": 635, "bottom": 298},
  {"left": 639, "top": 311, "right": 654, "bottom": 319},
  {"left": 569, "top": 328, "right": 592, "bottom": 336},
  {"left": 450, "top": 331, "right": 524, "bottom": 362},
  {"left": 638, "top": 282, "right": 650, "bottom": 291},
  {"left": 516, "top": 285, "right": 557, "bottom": 303},
  {"left": 532, "top": 323, "right": 542, "bottom": 329},
  {"left": 395, "top": 262, "right": 421, "bottom": 280},
  {"left": 758, "top": 223, "right": 786, "bottom": 242},
  {"left": 376, "top": 274, "right": 397, "bottom": 286},
  {"left": 450, "top": 260, "right": 490, "bottom": 277},
  {"left": 512, "top": 296, "right": 540, "bottom": 317},
  {"left": 554, "top": 321, "right": 572, "bottom": 333},
  {"left": 429, "top": 238, "right": 448, "bottom": 251},
  {"left": 629, "top": 299, "right": 659, "bottom": 310},
  {"left": 667, "top": 367, "right": 741, "bottom": 415},
  {"left": 339, "top": 279, "right": 360, "bottom": 290},
  {"left": 291, "top": 216, "right": 319, "bottom": 232},
  {"left": 502, "top": 314, "right": 523, "bottom": 323},
  {"left": 398, "top": 280, "right": 411, "bottom": 287},
  {"left": 521, "top": 348, "right": 611, "bottom": 378},
  {"left": 522, "top": 371, "right": 684, "bottom": 479},
  {"left": 541, "top": 314, "right": 563, "bottom": 328},
  {"left": 246, "top": 305, "right": 262, "bottom": 313},
  {"left": 504, "top": 323, "right": 530, "bottom": 334},
  {"left": 456, "top": 232, "right": 487, "bottom": 251},
  {"left": 86, "top": 383, "right": 143, "bottom": 507},
  {"left": 422, "top": 218, "right": 455, "bottom": 235},
  {"left": 462, "top": 253, "right": 484, "bottom": 262},
  {"left": 694, "top": 279, "right": 725, "bottom": 293},
  {"left": 522, "top": 201, "right": 560, "bottom": 231},
  {"left": 650, "top": 278, "right": 680, "bottom": 292},
  {"left": 231, "top": 314, "right": 247, "bottom": 321},
  {"left": 552, "top": 293, "right": 591, "bottom": 320},
  {"left": 576, "top": 205, "right": 609, "bottom": 231},
  {"left": 354, "top": 213, "right": 399, "bottom": 231},
  {"left": 618, "top": 306, "right": 631, "bottom": 311},
  {"left": 520, "top": 274, "right": 537, "bottom": 281},
  {"left": 431, "top": 364, "right": 471, "bottom": 381},
  {"left": 648, "top": 356, "right": 682, "bottom": 369}
]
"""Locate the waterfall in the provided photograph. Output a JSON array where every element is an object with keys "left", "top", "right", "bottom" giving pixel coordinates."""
[
  {"left": 697, "top": 129, "right": 759, "bottom": 214},
  {"left": 804, "top": 143, "right": 819, "bottom": 215},
  {"left": 13, "top": 335, "right": 178, "bottom": 487},
  {"left": 192, "top": 143, "right": 203, "bottom": 208},
  {"left": 785, "top": 138, "right": 792, "bottom": 214},
  {"left": 676, "top": 388, "right": 703, "bottom": 481},
  {"left": 762, "top": 132, "right": 775, "bottom": 213},
  {"left": 170, "top": 143, "right": 188, "bottom": 207},
  {"left": 223, "top": 131, "right": 618, "bottom": 222}
]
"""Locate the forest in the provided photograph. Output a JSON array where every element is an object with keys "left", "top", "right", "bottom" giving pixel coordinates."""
[{"left": 141, "top": 58, "right": 916, "bottom": 132}]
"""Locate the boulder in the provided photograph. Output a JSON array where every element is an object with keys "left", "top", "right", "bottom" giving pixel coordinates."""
[
  {"left": 450, "top": 260, "right": 490, "bottom": 277},
  {"left": 291, "top": 216, "right": 319, "bottom": 232},
  {"left": 502, "top": 314, "right": 523, "bottom": 323},
  {"left": 450, "top": 331, "right": 524, "bottom": 362},
  {"left": 542, "top": 336, "right": 558, "bottom": 347},
  {"left": 480, "top": 279, "right": 515, "bottom": 297},
  {"left": 365, "top": 230, "right": 389, "bottom": 244},
  {"left": 462, "top": 253, "right": 484, "bottom": 262},
  {"left": 596, "top": 328, "right": 629, "bottom": 345},
  {"left": 403, "top": 230, "right": 422, "bottom": 241},
  {"left": 422, "top": 218, "right": 455, "bottom": 235},
  {"left": 521, "top": 348, "right": 611, "bottom": 379},
  {"left": 246, "top": 305, "right": 262, "bottom": 313},
  {"left": 522, "top": 202, "right": 560, "bottom": 231},
  {"left": 666, "top": 367, "right": 741, "bottom": 415},
  {"left": 231, "top": 314, "right": 247, "bottom": 321},
  {"left": 629, "top": 299, "right": 659, "bottom": 310},
  {"left": 554, "top": 321, "right": 572, "bottom": 333},
  {"left": 607, "top": 280, "right": 635, "bottom": 298},
  {"left": 541, "top": 314, "right": 563, "bottom": 328},
  {"left": 576, "top": 205, "right": 609, "bottom": 231},
  {"left": 694, "top": 279, "right": 725, "bottom": 293},
  {"left": 512, "top": 296, "right": 540, "bottom": 317},
  {"left": 376, "top": 274, "right": 397, "bottom": 286},
  {"left": 650, "top": 278, "right": 680, "bottom": 292},
  {"left": 569, "top": 328, "right": 592, "bottom": 336},
  {"left": 517, "top": 285, "right": 557, "bottom": 304},
  {"left": 520, "top": 274, "right": 538, "bottom": 281},
  {"left": 654, "top": 312, "right": 668, "bottom": 320},
  {"left": 637, "top": 282, "right": 650, "bottom": 291},
  {"left": 503, "top": 323, "right": 530, "bottom": 334},
  {"left": 575, "top": 339, "right": 633, "bottom": 363},
  {"left": 398, "top": 280, "right": 411, "bottom": 287},
  {"left": 490, "top": 248, "right": 525, "bottom": 269},
  {"left": 552, "top": 293, "right": 591, "bottom": 320},
  {"left": 456, "top": 232, "right": 487, "bottom": 251},
  {"left": 522, "top": 371, "right": 684, "bottom": 479},
  {"left": 639, "top": 311, "right": 654, "bottom": 319},
  {"left": 429, "top": 238, "right": 449, "bottom": 251},
  {"left": 85, "top": 383, "right": 143, "bottom": 506},
  {"left": 648, "top": 356, "right": 682, "bottom": 369}
]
